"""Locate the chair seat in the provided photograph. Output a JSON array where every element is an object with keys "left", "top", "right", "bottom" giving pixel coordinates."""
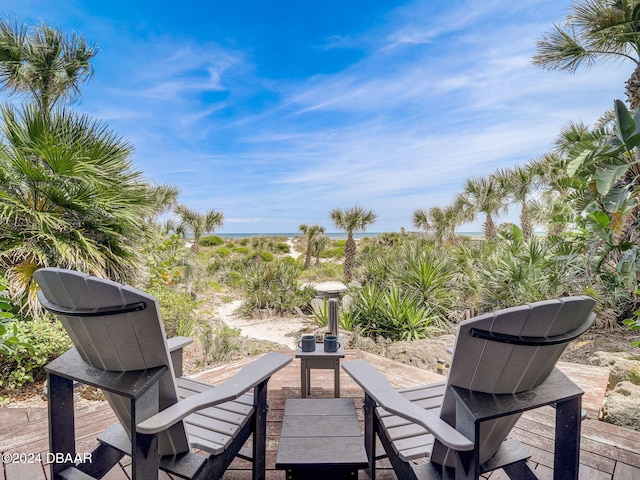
[
  {"left": 177, "top": 377, "right": 255, "bottom": 455},
  {"left": 376, "top": 382, "right": 445, "bottom": 461}
]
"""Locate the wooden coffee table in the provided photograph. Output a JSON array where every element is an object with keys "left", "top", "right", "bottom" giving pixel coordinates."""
[{"left": 275, "top": 398, "right": 368, "bottom": 479}]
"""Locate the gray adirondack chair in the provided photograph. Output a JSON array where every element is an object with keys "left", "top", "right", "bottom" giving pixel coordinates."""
[
  {"left": 35, "top": 267, "right": 291, "bottom": 480},
  {"left": 343, "top": 296, "right": 596, "bottom": 480}
]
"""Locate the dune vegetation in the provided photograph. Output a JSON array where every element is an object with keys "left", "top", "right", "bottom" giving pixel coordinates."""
[{"left": 1, "top": 3, "right": 640, "bottom": 400}]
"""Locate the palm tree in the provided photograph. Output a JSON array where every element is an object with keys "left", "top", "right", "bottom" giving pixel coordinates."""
[
  {"left": 330, "top": 206, "right": 377, "bottom": 282},
  {"left": 311, "top": 234, "right": 330, "bottom": 266},
  {"left": 0, "top": 20, "right": 96, "bottom": 115},
  {"left": 532, "top": 0, "right": 640, "bottom": 109},
  {"left": 0, "top": 105, "right": 158, "bottom": 315},
  {"left": 429, "top": 206, "right": 461, "bottom": 243},
  {"left": 412, "top": 206, "right": 459, "bottom": 243},
  {"left": 299, "top": 224, "right": 325, "bottom": 268},
  {"left": 492, "top": 165, "right": 540, "bottom": 241},
  {"left": 174, "top": 205, "right": 224, "bottom": 255},
  {"left": 412, "top": 208, "right": 432, "bottom": 235},
  {"left": 146, "top": 184, "right": 180, "bottom": 220},
  {"left": 454, "top": 176, "right": 507, "bottom": 240}
]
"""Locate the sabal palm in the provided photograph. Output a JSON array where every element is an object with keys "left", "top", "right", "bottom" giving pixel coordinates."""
[
  {"left": 533, "top": 0, "right": 640, "bottom": 109},
  {"left": 493, "top": 165, "right": 540, "bottom": 240},
  {"left": 0, "top": 20, "right": 96, "bottom": 115},
  {"left": 454, "top": 176, "right": 507, "bottom": 240},
  {"left": 174, "top": 205, "right": 224, "bottom": 255},
  {"left": 412, "top": 206, "right": 459, "bottom": 243},
  {"left": 299, "top": 223, "right": 325, "bottom": 268},
  {"left": 330, "top": 206, "right": 377, "bottom": 282},
  {"left": 311, "top": 234, "right": 329, "bottom": 266},
  {"left": 0, "top": 105, "right": 158, "bottom": 315}
]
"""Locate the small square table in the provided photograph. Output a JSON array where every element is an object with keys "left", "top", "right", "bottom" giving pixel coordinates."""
[
  {"left": 275, "top": 398, "right": 368, "bottom": 480},
  {"left": 296, "top": 342, "right": 344, "bottom": 398}
]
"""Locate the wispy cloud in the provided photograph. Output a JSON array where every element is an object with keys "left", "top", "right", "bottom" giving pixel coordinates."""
[{"left": 6, "top": 0, "right": 632, "bottom": 232}]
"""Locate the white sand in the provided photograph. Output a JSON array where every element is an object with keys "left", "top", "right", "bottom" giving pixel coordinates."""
[{"left": 215, "top": 299, "right": 307, "bottom": 350}]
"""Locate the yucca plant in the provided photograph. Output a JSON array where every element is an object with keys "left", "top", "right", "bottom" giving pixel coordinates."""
[{"left": 394, "top": 242, "right": 456, "bottom": 326}]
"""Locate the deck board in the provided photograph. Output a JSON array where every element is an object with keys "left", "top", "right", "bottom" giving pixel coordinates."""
[{"left": 0, "top": 349, "right": 635, "bottom": 480}]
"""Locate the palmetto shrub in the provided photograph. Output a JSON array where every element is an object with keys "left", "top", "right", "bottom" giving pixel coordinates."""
[
  {"left": 470, "top": 230, "right": 585, "bottom": 311},
  {"left": 240, "top": 259, "right": 315, "bottom": 315},
  {"left": 344, "top": 283, "right": 439, "bottom": 341}
]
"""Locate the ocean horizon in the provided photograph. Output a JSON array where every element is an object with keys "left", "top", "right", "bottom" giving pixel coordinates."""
[{"left": 214, "top": 231, "right": 486, "bottom": 240}]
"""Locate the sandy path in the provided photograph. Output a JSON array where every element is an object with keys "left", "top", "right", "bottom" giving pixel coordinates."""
[{"left": 215, "top": 299, "right": 306, "bottom": 350}]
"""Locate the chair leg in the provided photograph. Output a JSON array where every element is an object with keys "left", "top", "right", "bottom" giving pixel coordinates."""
[
  {"left": 253, "top": 379, "right": 269, "bottom": 480},
  {"left": 131, "top": 433, "right": 158, "bottom": 479},
  {"left": 130, "top": 383, "right": 161, "bottom": 480},
  {"left": 48, "top": 373, "right": 76, "bottom": 479},
  {"left": 554, "top": 396, "right": 582, "bottom": 480},
  {"left": 363, "top": 395, "right": 377, "bottom": 480}
]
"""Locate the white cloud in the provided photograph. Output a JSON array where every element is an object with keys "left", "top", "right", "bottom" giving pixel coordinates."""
[{"left": 12, "top": 0, "right": 631, "bottom": 233}]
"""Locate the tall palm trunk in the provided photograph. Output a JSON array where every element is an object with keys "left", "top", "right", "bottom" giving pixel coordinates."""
[
  {"left": 484, "top": 215, "right": 497, "bottom": 240},
  {"left": 344, "top": 232, "right": 356, "bottom": 282},
  {"left": 520, "top": 203, "right": 534, "bottom": 241},
  {"left": 304, "top": 244, "right": 313, "bottom": 269}
]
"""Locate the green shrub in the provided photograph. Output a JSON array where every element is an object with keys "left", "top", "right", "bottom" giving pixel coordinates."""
[
  {"left": 0, "top": 317, "right": 72, "bottom": 396},
  {"left": 322, "top": 246, "right": 345, "bottom": 258},
  {"left": 215, "top": 247, "right": 231, "bottom": 258},
  {"left": 241, "top": 259, "right": 315, "bottom": 314},
  {"left": 0, "top": 279, "right": 23, "bottom": 356},
  {"left": 259, "top": 251, "right": 274, "bottom": 262},
  {"left": 276, "top": 242, "right": 291, "bottom": 254},
  {"left": 201, "top": 235, "right": 224, "bottom": 246},
  {"left": 212, "top": 325, "right": 242, "bottom": 361},
  {"left": 198, "top": 322, "right": 215, "bottom": 364},
  {"left": 300, "top": 262, "right": 342, "bottom": 282},
  {"left": 148, "top": 288, "right": 198, "bottom": 337},
  {"left": 207, "top": 258, "right": 223, "bottom": 274},
  {"left": 233, "top": 247, "right": 250, "bottom": 255}
]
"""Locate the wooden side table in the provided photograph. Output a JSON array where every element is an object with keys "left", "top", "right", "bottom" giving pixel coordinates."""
[
  {"left": 296, "top": 343, "right": 344, "bottom": 398},
  {"left": 275, "top": 398, "right": 368, "bottom": 479}
]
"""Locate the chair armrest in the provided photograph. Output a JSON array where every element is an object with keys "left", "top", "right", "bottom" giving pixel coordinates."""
[
  {"left": 343, "top": 360, "right": 473, "bottom": 451},
  {"left": 167, "top": 336, "right": 194, "bottom": 352},
  {"left": 137, "top": 352, "right": 291, "bottom": 434},
  {"left": 167, "top": 337, "right": 194, "bottom": 377}
]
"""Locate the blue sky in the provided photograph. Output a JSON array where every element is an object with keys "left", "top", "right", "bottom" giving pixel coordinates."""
[{"left": 4, "top": 0, "right": 632, "bottom": 233}]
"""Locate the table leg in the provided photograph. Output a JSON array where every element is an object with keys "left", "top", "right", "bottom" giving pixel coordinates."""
[
  {"left": 301, "top": 359, "right": 308, "bottom": 398},
  {"left": 334, "top": 359, "right": 340, "bottom": 398}
]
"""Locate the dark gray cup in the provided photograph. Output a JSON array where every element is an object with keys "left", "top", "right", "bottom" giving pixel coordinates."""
[
  {"left": 323, "top": 335, "right": 340, "bottom": 352},
  {"left": 299, "top": 334, "right": 316, "bottom": 352}
]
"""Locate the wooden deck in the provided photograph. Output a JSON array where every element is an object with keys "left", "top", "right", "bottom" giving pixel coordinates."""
[{"left": 1, "top": 349, "right": 639, "bottom": 479}]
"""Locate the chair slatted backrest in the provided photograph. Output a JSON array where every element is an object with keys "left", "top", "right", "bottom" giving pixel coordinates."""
[
  {"left": 34, "top": 268, "right": 190, "bottom": 456},
  {"left": 431, "top": 296, "right": 596, "bottom": 466}
]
